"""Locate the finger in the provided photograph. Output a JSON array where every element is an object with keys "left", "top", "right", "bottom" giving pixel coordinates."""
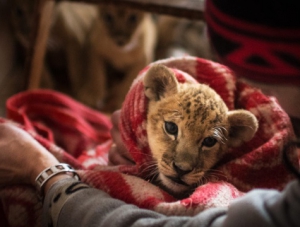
[
  {"left": 111, "top": 109, "right": 121, "bottom": 127},
  {"left": 110, "top": 110, "right": 134, "bottom": 162},
  {"left": 110, "top": 127, "right": 129, "bottom": 154},
  {"left": 108, "top": 145, "right": 135, "bottom": 166},
  {"left": 110, "top": 128, "right": 134, "bottom": 162}
]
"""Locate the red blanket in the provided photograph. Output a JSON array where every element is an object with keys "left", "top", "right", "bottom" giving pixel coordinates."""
[{"left": 0, "top": 56, "right": 298, "bottom": 227}]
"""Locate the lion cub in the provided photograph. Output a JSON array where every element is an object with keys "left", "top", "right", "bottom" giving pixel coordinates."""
[
  {"left": 79, "top": 4, "right": 157, "bottom": 112},
  {"left": 144, "top": 65, "right": 258, "bottom": 197}
]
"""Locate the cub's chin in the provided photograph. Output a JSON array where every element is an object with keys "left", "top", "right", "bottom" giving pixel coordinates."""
[{"left": 157, "top": 174, "right": 193, "bottom": 199}]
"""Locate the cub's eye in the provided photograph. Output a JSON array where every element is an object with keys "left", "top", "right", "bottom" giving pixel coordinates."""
[
  {"left": 128, "top": 14, "right": 137, "bottom": 24},
  {"left": 202, "top": 137, "right": 217, "bottom": 147},
  {"left": 15, "top": 7, "right": 24, "bottom": 19},
  {"left": 103, "top": 13, "right": 113, "bottom": 23},
  {"left": 164, "top": 121, "right": 178, "bottom": 136}
]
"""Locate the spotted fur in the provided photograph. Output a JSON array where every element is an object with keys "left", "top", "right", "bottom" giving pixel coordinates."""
[{"left": 144, "top": 64, "right": 258, "bottom": 197}]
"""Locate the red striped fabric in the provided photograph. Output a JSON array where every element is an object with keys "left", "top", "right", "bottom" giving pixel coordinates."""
[{"left": 0, "top": 56, "right": 298, "bottom": 226}]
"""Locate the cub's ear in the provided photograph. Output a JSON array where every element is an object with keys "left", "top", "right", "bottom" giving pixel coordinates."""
[
  {"left": 227, "top": 110, "right": 259, "bottom": 147},
  {"left": 144, "top": 64, "right": 179, "bottom": 101}
]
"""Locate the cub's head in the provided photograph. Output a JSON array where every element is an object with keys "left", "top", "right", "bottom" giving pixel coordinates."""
[
  {"left": 99, "top": 4, "right": 145, "bottom": 46},
  {"left": 144, "top": 64, "right": 258, "bottom": 197}
]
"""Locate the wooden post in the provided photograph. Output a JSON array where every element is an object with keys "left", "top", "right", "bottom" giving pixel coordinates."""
[{"left": 26, "top": 0, "right": 54, "bottom": 90}]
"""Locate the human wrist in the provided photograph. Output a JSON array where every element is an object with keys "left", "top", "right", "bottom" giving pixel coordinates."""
[
  {"left": 43, "top": 174, "right": 74, "bottom": 195},
  {"left": 34, "top": 163, "right": 80, "bottom": 198},
  {"left": 29, "top": 154, "right": 60, "bottom": 186}
]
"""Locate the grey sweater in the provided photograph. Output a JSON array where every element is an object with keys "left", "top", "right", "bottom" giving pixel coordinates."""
[{"left": 43, "top": 178, "right": 300, "bottom": 227}]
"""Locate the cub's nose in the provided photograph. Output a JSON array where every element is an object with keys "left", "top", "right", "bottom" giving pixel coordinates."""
[{"left": 172, "top": 162, "right": 192, "bottom": 177}]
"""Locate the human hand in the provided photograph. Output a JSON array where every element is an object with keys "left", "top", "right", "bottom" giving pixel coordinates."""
[
  {"left": 108, "top": 110, "right": 135, "bottom": 165},
  {"left": 0, "top": 122, "right": 59, "bottom": 187}
]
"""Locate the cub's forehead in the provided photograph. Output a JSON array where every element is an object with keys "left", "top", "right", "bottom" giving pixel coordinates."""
[
  {"left": 180, "top": 84, "right": 226, "bottom": 107},
  {"left": 162, "top": 85, "right": 228, "bottom": 125}
]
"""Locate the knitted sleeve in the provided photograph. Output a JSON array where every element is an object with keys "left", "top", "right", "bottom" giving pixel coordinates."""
[{"left": 42, "top": 178, "right": 300, "bottom": 227}]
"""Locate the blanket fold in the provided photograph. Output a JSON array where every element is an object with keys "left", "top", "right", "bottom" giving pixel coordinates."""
[{"left": 0, "top": 56, "right": 298, "bottom": 226}]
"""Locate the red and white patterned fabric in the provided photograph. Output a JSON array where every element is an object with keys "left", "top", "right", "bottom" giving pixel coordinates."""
[{"left": 0, "top": 56, "right": 298, "bottom": 227}]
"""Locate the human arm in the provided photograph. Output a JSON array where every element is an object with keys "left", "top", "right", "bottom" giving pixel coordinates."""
[
  {"left": 43, "top": 178, "right": 300, "bottom": 227},
  {"left": 0, "top": 122, "right": 73, "bottom": 194}
]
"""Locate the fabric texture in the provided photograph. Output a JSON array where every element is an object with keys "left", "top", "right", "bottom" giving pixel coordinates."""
[
  {"left": 205, "top": 0, "right": 300, "bottom": 85},
  {"left": 0, "top": 56, "right": 298, "bottom": 227}
]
